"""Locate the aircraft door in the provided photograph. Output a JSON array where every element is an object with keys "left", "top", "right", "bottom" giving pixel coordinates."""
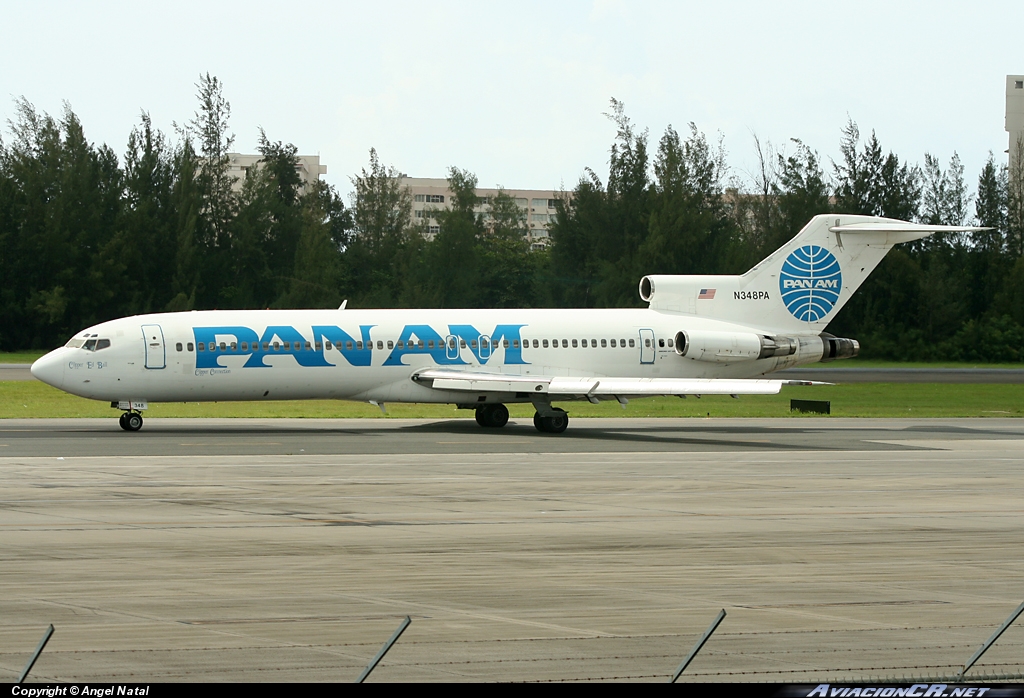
[
  {"left": 142, "top": 324, "right": 166, "bottom": 369},
  {"left": 446, "top": 335, "right": 459, "bottom": 360},
  {"left": 478, "top": 334, "right": 491, "bottom": 361},
  {"left": 639, "top": 328, "right": 655, "bottom": 364}
]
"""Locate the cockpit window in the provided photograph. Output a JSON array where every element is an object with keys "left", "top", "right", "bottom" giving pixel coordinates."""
[
  {"left": 65, "top": 338, "right": 85, "bottom": 348},
  {"left": 78, "top": 338, "right": 111, "bottom": 352}
]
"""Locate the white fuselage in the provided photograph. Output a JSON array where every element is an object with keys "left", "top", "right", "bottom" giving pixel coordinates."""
[{"left": 31, "top": 307, "right": 825, "bottom": 406}]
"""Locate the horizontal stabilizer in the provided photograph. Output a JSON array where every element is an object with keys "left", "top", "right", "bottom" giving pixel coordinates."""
[{"left": 829, "top": 222, "right": 990, "bottom": 234}]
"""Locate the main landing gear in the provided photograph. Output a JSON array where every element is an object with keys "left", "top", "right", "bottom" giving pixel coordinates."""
[
  {"left": 119, "top": 412, "right": 143, "bottom": 432},
  {"left": 472, "top": 403, "right": 569, "bottom": 434},
  {"left": 533, "top": 407, "right": 568, "bottom": 434},
  {"left": 475, "top": 403, "right": 509, "bottom": 428}
]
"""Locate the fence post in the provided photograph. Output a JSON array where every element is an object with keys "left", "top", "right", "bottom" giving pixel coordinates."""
[
  {"left": 16, "top": 624, "right": 54, "bottom": 684},
  {"left": 669, "top": 609, "right": 726, "bottom": 683},
  {"left": 355, "top": 616, "right": 411, "bottom": 683},
  {"left": 959, "top": 600, "right": 1024, "bottom": 679}
]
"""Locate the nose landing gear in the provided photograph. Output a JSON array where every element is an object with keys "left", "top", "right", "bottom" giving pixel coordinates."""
[{"left": 119, "top": 412, "right": 144, "bottom": 432}]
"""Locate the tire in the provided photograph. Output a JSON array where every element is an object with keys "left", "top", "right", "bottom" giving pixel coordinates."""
[
  {"left": 118, "top": 413, "right": 129, "bottom": 431},
  {"left": 546, "top": 409, "right": 568, "bottom": 434},
  {"left": 477, "top": 404, "right": 510, "bottom": 428},
  {"left": 489, "top": 403, "right": 509, "bottom": 428},
  {"left": 534, "top": 408, "right": 568, "bottom": 434},
  {"left": 125, "top": 413, "right": 143, "bottom": 432}
]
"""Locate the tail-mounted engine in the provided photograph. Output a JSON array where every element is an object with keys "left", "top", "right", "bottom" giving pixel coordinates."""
[
  {"left": 673, "top": 330, "right": 798, "bottom": 363},
  {"left": 819, "top": 334, "right": 859, "bottom": 362}
]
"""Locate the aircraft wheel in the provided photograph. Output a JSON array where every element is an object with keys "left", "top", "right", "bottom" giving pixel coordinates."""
[
  {"left": 534, "top": 408, "right": 568, "bottom": 434},
  {"left": 546, "top": 408, "right": 568, "bottom": 434},
  {"left": 488, "top": 404, "right": 509, "bottom": 428},
  {"left": 476, "top": 404, "right": 509, "bottom": 428},
  {"left": 125, "top": 412, "right": 143, "bottom": 432},
  {"left": 118, "top": 413, "right": 129, "bottom": 431}
]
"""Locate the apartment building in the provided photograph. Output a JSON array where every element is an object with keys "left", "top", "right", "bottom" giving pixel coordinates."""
[
  {"left": 401, "top": 177, "right": 565, "bottom": 249},
  {"left": 224, "top": 153, "right": 328, "bottom": 193},
  {"left": 1008, "top": 75, "right": 1024, "bottom": 170}
]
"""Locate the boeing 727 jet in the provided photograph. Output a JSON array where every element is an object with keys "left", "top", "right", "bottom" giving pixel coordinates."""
[{"left": 30, "top": 215, "right": 981, "bottom": 433}]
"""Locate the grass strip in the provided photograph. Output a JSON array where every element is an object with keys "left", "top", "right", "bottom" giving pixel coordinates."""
[{"left": 1, "top": 381, "right": 1021, "bottom": 419}]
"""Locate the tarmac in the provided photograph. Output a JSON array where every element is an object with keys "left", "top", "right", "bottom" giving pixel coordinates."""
[{"left": 1, "top": 417, "right": 1024, "bottom": 683}]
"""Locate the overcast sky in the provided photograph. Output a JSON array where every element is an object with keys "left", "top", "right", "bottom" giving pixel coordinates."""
[{"left": 1, "top": 1, "right": 1019, "bottom": 198}]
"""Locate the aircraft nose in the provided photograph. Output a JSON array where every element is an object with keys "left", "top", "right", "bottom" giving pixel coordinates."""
[{"left": 31, "top": 350, "right": 66, "bottom": 389}]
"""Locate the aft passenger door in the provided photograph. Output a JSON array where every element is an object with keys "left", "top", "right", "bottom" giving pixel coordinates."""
[
  {"left": 639, "top": 329, "right": 655, "bottom": 364},
  {"left": 142, "top": 324, "right": 166, "bottom": 369}
]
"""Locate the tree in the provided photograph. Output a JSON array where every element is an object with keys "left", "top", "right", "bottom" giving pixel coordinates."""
[
  {"left": 478, "top": 188, "right": 534, "bottom": 307},
  {"left": 187, "top": 73, "right": 236, "bottom": 249},
  {"left": 426, "top": 167, "right": 483, "bottom": 306},
  {"left": 348, "top": 148, "right": 415, "bottom": 305}
]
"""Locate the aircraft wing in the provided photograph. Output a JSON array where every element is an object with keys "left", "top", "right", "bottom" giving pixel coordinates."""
[{"left": 412, "top": 368, "right": 821, "bottom": 400}]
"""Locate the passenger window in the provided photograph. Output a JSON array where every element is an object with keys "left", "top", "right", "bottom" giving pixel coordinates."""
[
  {"left": 561, "top": 339, "right": 568, "bottom": 348},
  {"left": 601, "top": 339, "right": 607, "bottom": 347},
  {"left": 197, "top": 343, "right": 205, "bottom": 352},
  {"left": 658, "top": 339, "right": 664, "bottom": 348},
  {"left": 262, "top": 342, "right": 269, "bottom": 351},
  {"left": 428, "top": 340, "right": 435, "bottom": 349},
  {"left": 325, "top": 341, "right": 333, "bottom": 350},
  {"left": 581, "top": 339, "right": 587, "bottom": 347},
  {"left": 542, "top": 339, "right": 549, "bottom": 348},
  {"left": 572, "top": 339, "right": 578, "bottom": 348},
  {"left": 448, "top": 338, "right": 456, "bottom": 349},
  {"left": 273, "top": 341, "right": 280, "bottom": 350},
  {"left": 645, "top": 339, "right": 651, "bottom": 347},
  {"left": 176, "top": 342, "right": 183, "bottom": 352},
  {"left": 345, "top": 341, "right": 353, "bottom": 350},
  {"left": 217, "top": 342, "right": 224, "bottom": 351},
  {"left": 621, "top": 338, "right": 627, "bottom": 346},
  {"left": 470, "top": 340, "right": 477, "bottom": 348},
  {"left": 356, "top": 341, "right": 362, "bottom": 350},
  {"left": 209, "top": 342, "right": 215, "bottom": 351},
  {"left": 591, "top": 339, "right": 597, "bottom": 347},
  {"left": 230, "top": 342, "right": 237, "bottom": 350},
  {"left": 315, "top": 341, "right": 322, "bottom": 351},
  {"left": 306, "top": 341, "right": 312, "bottom": 350},
  {"left": 418, "top": 340, "right": 425, "bottom": 349},
  {"left": 629, "top": 339, "right": 635, "bottom": 347},
  {"left": 397, "top": 340, "right": 404, "bottom": 349},
  {"left": 510, "top": 340, "right": 517, "bottom": 348},
  {"left": 533, "top": 339, "right": 539, "bottom": 348},
  {"left": 610, "top": 339, "right": 616, "bottom": 347},
  {"left": 187, "top": 342, "right": 194, "bottom": 352},
  {"left": 387, "top": 340, "right": 394, "bottom": 349},
  {"left": 460, "top": 339, "right": 467, "bottom": 348},
  {"left": 241, "top": 342, "right": 247, "bottom": 351},
  {"left": 377, "top": 341, "right": 384, "bottom": 350},
  {"left": 667, "top": 338, "right": 673, "bottom": 348}
]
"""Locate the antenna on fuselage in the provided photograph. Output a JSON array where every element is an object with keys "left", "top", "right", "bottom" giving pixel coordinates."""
[{"left": 339, "top": 300, "right": 348, "bottom": 310}]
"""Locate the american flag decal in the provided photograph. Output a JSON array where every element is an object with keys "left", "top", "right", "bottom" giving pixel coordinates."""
[{"left": 698, "top": 288, "right": 716, "bottom": 300}]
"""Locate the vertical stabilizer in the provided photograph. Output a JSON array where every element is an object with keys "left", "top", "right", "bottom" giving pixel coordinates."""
[{"left": 641, "top": 214, "right": 987, "bottom": 334}]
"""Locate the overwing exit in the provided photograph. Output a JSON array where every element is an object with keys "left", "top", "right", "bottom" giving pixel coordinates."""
[{"left": 31, "top": 215, "right": 986, "bottom": 433}]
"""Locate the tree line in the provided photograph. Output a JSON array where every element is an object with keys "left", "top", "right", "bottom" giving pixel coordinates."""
[{"left": 1, "top": 79, "right": 1023, "bottom": 361}]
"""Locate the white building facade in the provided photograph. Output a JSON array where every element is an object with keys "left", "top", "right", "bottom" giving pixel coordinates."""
[
  {"left": 401, "top": 177, "right": 565, "bottom": 249},
  {"left": 1008, "top": 75, "right": 1024, "bottom": 170},
  {"left": 225, "top": 153, "right": 328, "bottom": 194}
]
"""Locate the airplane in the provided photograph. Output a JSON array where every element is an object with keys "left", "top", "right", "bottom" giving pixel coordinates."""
[{"left": 30, "top": 214, "right": 983, "bottom": 433}]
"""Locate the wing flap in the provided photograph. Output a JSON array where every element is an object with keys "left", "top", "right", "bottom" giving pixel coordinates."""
[{"left": 415, "top": 369, "right": 819, "bottom": 397}]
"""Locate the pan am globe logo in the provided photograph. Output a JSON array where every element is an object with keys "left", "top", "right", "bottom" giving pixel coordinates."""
[{"left": 779, "top": 245, "right": 842, "bottom": 322}]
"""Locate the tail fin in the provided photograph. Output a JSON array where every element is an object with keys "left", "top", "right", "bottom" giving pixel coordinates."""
[{"left": 641, "top": 215, "right": 987, "bottom": 333}]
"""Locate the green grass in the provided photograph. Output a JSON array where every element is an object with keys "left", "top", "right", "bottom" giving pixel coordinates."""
[
  {"left": 1, "top": 380, "right": 1021, "bottom": 419},
  {"left": 0, "top": 351, "right": 47, "bottom": 364}
]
